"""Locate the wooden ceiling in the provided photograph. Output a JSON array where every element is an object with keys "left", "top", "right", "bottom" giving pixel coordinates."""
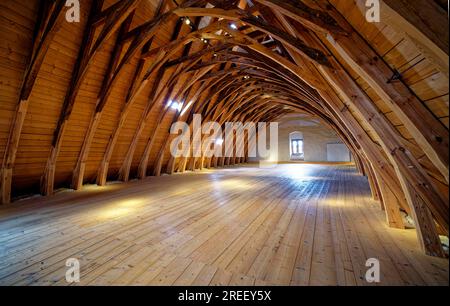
[{"left": 0, "top": 0, "right": 448, "bottom": 257}]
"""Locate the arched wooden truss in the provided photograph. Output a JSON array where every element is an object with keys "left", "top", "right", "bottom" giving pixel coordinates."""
[{"left": 0, "top": 0, "right": 448, "bottom": 257}]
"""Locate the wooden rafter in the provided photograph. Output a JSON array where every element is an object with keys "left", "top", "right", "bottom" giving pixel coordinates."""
[
  {"left": 1, "top": 0, "right": 447, "bottom": 260},
  {"left": 259, "top": 0, "right": 449, "bottom": 183},
  {"left": 1, "top": 0, "right": 66, "bottom": 204},
  {"left": 41, "top": 0, "right": 140, "bottom": 195},
  {"left": 381, "top": 0, "right": 449, "bottom": 77}
]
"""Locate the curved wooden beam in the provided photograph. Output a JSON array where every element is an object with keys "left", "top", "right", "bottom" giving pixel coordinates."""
[
  {"left": 41, "top": 0, "right": 141, "bottom": 196},
  {"left": 262, "top": 0, "right": 449, "bottom": 183},
  {"left": 1, "top": 0, "right": 66, "bottom": 204}
]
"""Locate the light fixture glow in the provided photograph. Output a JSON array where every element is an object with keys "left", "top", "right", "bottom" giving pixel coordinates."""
[
  {"left": 185, "top": 18, "right": 191, "bottom": 25},
  {"left": 171, "top": 102, "right": 180, "bottom": 111},
  {"left": 230, "top": 23, "right": 238, "bottom": 30},
  {"left": 215, "top": 138, "right": 224, "bottom": 145},
  {"left": 168, "top": 100, "right": 183, "bottom": 112}
]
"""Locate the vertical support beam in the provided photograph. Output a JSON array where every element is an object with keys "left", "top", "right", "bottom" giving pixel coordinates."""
[
  {"left": 41, "top": 0, "right": 104, "bottom": 195},
  {"left": 95, "top": 0, "right": 168, "bottom": 185},
  {"left": 258, "top": 0, "right": 449, "bottom": 182},
  {"left": 135, "top": 77, "right": 176, "bottom": 180},
  {"left": 128, "top": 18, "right": 190, "bottom": 180},
  {"left": 42, "top": 0, "right": 141, "bottom": 195},
  {"left": 70, "top": 5, "right": 143, "bottom": 189},
  {"left": 366, "top": 164, "right": 380, "bottom": 202},
  {"left": 353, "top": 154, "right": 366, "bottom": 176},
  {"left": 1, "top": 0, "right": 66, "bottom": 204},
  {"left": 153, "top": 89, "right": 190, "bottom": 177},
  {"left": 321, "top": 67, "right": 447, "bottom": 255},
  {"left": 403, "top": 181, "right": 445, "bottom": 257},
  {"left": 266, "top": 8, "right": 447, "bottom": 256},
  {"left": 0, "top": 101, "right": 29, "bottom": 204},
  {"left": 89, "top": 13, "right": 139, "bottom": 187},
  {"left": 269, "top": 7, "right": 408, "bottom": 206},
  {"left": 371, "top": 167, "right": 405, "bottom": 229}
]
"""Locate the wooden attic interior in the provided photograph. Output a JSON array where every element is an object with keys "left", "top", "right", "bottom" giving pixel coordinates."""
[{"left": 0, "top": 0, "right": 448, "bottom": 286}]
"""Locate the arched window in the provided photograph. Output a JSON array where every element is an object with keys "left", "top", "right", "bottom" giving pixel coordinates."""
[
  {"left": 291, "top": 139, "right": 303, "bottom": 155},
  {"left": 289, "top": 131, "right": 304, "bottom": 160}
]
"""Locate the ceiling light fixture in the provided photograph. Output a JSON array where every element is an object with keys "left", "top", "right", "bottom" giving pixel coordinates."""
[{"left": 168, "top": 100, "right": 183, "bottom": 112}]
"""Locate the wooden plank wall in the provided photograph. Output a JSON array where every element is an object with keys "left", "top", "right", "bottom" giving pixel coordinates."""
[
  {"left": 0, "top": 0, "right": 182, "bottom": 197},
  {"left": 0, "top": 1, "right": 40, "bottom": 196}
]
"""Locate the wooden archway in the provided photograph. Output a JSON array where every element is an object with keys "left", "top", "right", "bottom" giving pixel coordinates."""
[{"left": 0, "top": 0, "right": 447, "bottom": 257}]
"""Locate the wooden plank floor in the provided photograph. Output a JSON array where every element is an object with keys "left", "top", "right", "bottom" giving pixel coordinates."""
[{"left": 0, "top": 164, "right": 448, "bottom": 286}]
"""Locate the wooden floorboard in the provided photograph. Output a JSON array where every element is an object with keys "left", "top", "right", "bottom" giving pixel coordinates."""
[{"left": 0, "top": 164, "right": 448, "bottom": 286}]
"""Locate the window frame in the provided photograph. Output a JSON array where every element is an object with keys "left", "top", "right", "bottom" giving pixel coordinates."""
[{"left": 291, "top": 139, "right": 304, "bottom": 157}]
